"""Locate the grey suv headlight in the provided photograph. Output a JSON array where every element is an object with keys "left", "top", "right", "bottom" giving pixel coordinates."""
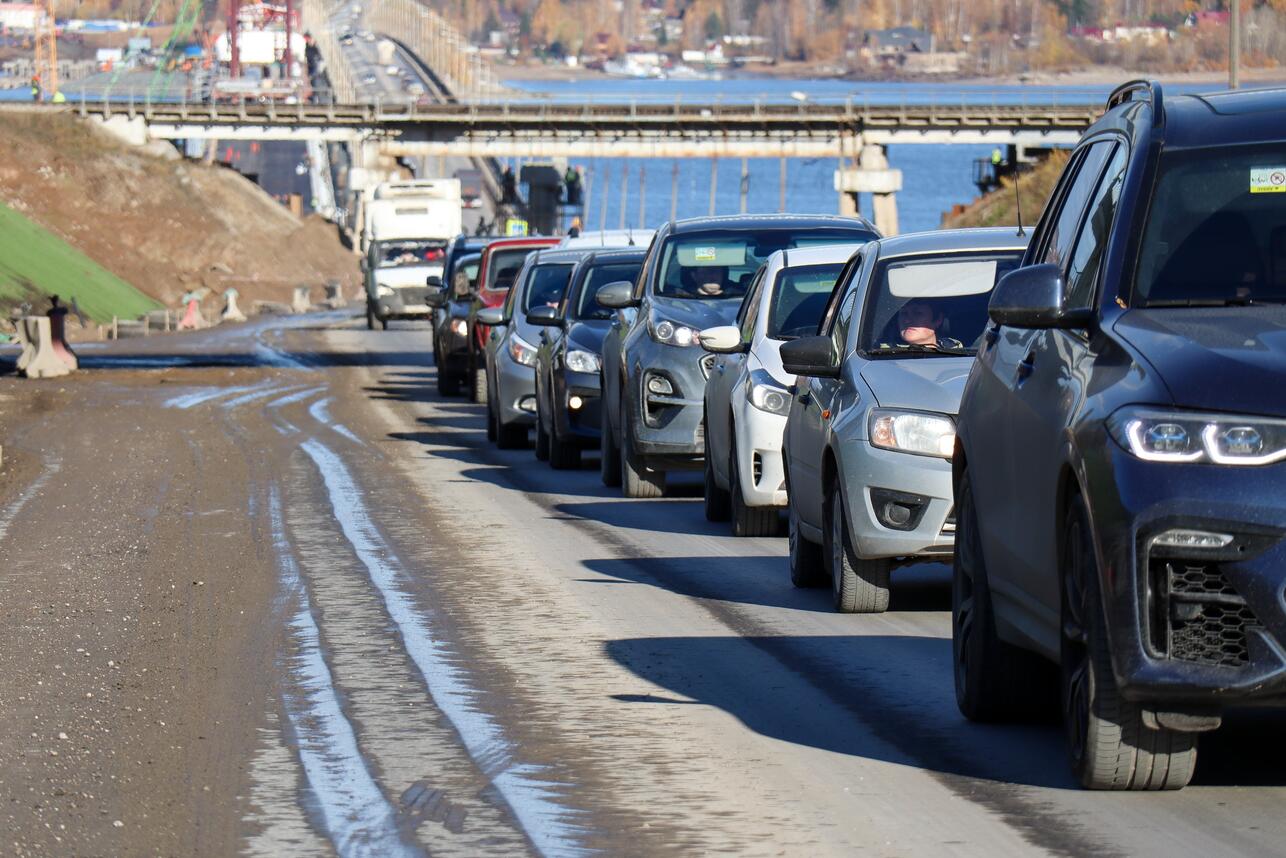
[
  {"left": 746, "top": 369, "right": 791, "bottom": 416},
  {"left": 507, "top": 333, "right": 538, "bottom": 367},
  {"left": 1107, "top": 406, "right": 1286, "bottom": 465},
  {"left": 868, "top": 409, "right": 956, "bottom": 459},
  {"left": 565, "top": 349, "right": 601, "bottom": 373},
  {"left": 649, "top": 313, "right": 698, "bottom": 347}
]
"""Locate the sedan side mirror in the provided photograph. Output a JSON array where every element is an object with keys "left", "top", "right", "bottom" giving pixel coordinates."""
[
  {"left": 595, "top": 281, "right": 640, "bottom": 309},
  {"left": 699, "top": 325, "right": 747, "bottom": 354},
  {"left": 476, "top": 306, "right": 506, "bottom": 326},
  {"left": 426, "top": 274, "right": 443, "bottom": 288},
  {"left": 780, "top": 335, "right": 841, "bottom": 379},
  {"left": 988, "top": 264, "right": 1092, "bottom": 329},
  {"left": 526, "top": 305, "right": 561, "bottom": 326}
]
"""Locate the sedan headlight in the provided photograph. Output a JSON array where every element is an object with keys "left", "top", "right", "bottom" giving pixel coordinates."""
[
  {"left": 746, "top": 369, "right": 791, "bottom": 416},
  {"left": 565, "top": 349, "right": 601, "bottom": 374},
  {"left": 868, "top": 409, "right": 955, "bottom": 459},
  {"left": 507, "top": 333, "right": 538, "bottom": 367},
  {"left": 1107, "top": 406, "right": 1286, "bottom": 465},
  {"left": 376, "top": 285, "right": 395, "bottom": 298},
  {"left": 450, "top": 319, "right": 468, "bottom": 337},
  {"left": 649, "top": 314, "right": 698, "bottom": 347}
]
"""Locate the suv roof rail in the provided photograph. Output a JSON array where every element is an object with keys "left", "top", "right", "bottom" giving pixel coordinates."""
[{"left": 1106, "top": 78, "right": 1165, "bottom": 129}]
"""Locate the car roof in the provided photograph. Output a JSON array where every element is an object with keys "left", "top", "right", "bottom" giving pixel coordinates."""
[
  {"left": 872, "top": 227, "right": 1029, "bottom": 259},
  {"left": 529, "top": 248, "right": 595, "bottom": 264},
  {"left": 769, "top": 243, "right": 869, "bottom": 270},
  {"left": 484, "top": 237, "right": 561, "bottom": 252},
  {"left": 1162, "top": 88, "right": 1286, "bottom": 149},
  {"left": 668, "top": 213, "right": 878, "bottom": 235},
  {"left": 580, "top": 247, "right": 647, "bottom": 265},
  {"left": 558, "top": 229, "right": 656, "bottom": 248}
]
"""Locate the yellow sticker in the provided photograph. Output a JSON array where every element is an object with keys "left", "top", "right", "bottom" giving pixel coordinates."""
[
  {"left": 1251, "top": 167, "right": 1286, "bottom": 194},
  {"left": 694, "top": 246, "right": 718, "bottom": 262}
]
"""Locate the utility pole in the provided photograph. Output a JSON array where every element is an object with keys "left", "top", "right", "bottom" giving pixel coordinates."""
[
  {"left": 229, "top": 0, "right": 241, "bottom": 78},
  {"left": 1229, "top": 0, "right": 1241, "bottom": 90}
]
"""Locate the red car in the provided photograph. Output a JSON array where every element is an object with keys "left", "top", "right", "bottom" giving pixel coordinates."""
[{"left": 467, "top": 236, "right": 560, "bottom": 403}]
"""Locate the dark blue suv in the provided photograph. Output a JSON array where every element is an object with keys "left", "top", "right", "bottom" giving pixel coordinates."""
[{"left": 953, "top": 81, "right": 1286, "bottom": 790}]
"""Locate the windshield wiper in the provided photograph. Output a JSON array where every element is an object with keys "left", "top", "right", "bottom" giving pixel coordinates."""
[{"left": 864, "top": 343, "right": 974, "bottom": 357}]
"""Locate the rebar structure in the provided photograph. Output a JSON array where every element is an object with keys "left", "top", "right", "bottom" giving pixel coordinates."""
[{"left": 33, "top": 0, "right": 56, "bottom": 98}]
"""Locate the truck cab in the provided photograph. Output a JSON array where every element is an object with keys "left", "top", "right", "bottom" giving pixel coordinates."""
[{"left": 363, "top": 180, "right": 464, "bottom": 330}]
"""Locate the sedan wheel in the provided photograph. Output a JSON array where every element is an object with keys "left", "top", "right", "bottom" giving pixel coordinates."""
[
  {"left": 600, "top": 400, "right": 622, "bottom": 487},
  {"left": 702, "top": 415, "right": 730, "bottom": 522},
  {"left": 621, "top": 422, "right": 664, "bottom": 499},
  {"left": 826, "top": 483, "right": 890, "bottom": 613},
  {"left": 788, "top": 501, "right": 826, "bottom": 588}
]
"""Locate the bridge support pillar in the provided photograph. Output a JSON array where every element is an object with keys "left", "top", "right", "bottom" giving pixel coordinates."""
[{"left": 835, "top": 143, "right": 902, "bottom": 237}]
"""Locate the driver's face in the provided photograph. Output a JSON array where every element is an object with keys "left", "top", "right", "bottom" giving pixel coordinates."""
[
  {"left": 899, "top": 303, "right": 941, "bottom": 345},
  {"left": 693, "top": 266, "right": 728, "bottom": 296}
]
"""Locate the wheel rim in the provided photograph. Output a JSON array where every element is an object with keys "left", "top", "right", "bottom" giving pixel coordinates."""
[
  {"left": 1062, "top": 514, "right": 1091, "bottom": 768},
  {"left": 953, "top": 490, "right": 977, "bottom": 699}
]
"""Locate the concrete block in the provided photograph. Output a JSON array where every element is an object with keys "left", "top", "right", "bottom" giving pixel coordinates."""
[
  {"left": 178, "top": 298, "right": 205, "bottom": 331},
  {"left": 291, "top": 286, "right": 312, "bottom": 314},
  {"left": 220, "top": 288, "right": 247, "bottom": 323},
  {"left": 18, "top": 317, "right": 72, "bottom": 379}
]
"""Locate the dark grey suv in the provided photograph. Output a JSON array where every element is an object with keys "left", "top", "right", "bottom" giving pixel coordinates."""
[
  {"left": 598, "top": 215, "right": 878, "bottom": 497},
  {"left": 954, "top": 81, "right": 1286, "bottom": 790}
]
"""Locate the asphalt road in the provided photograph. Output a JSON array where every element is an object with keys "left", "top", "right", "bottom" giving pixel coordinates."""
[{"left": 2, "top": 313, "right": 1285, "bottom": 856}]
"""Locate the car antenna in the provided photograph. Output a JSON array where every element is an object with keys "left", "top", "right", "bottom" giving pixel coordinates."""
[{"left": 1013, "top": 159, "right": 1026, "bottom": 237}]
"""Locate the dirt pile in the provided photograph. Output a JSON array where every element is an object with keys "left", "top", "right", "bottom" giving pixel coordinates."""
[
  {"left": 941, "top": 150, "right": 1070, "bottom": 231},
  {"left": 0, "top": 111, "right": 359, "bottom": 314}
]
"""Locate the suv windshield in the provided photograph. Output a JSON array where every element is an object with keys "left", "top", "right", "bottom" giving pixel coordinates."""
[
  {"left": 576, "top": 261, "right": 643, "bottom": 320},
  {"left": 656, "top": 229, "right": 870, "bottom": 300},
  {"left": 523, "top": 264, "right": 574, "bottom": 312},
  {"left": 1135, "top": 146, "right": 1286, "bottom": 307},
  {"left": 768, "top": 263, "right": 845, "bottom": 339},
  {"left": 377, "top": 240, "right": 446, "bottom": 269},
  {"left": 486, "top": 248, "right": 537, "bottom": 291},
  {"left": 858, "top": 251, "right": 1023, "bottom": 356}
]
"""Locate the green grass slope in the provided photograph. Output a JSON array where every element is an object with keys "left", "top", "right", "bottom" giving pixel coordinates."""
[{"left": 0, "top": 201, "right": 159, "bottom": 322}]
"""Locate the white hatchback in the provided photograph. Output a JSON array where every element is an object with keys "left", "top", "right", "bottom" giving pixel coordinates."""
[{"left": 699, "top": 244, "right": 866, "bottom": 536}]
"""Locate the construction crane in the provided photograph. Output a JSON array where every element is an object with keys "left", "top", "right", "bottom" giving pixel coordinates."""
[{"left": 33, "top": 0, "right": 56, "bottom": 100}]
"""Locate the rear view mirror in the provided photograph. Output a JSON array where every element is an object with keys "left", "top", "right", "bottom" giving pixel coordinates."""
[
  {"left": 989, "top": 264, "right": 1092, "bottom": 329},
  {"left": 526, "top": 306, "right": 561, "bottom": 326},
  {"left": 699, "top": 325, "right": 746, "bottom": 354},
  {"left": 476, "top": 306, "right": 506, "bottom": 326},
  {"left": 595, "top": 281, "right": 639, "bottom": 309},
  {"left": 780, "top": 335, "right": 840, "bottom": 378}
]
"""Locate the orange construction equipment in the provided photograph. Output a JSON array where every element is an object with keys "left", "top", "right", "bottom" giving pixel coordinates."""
[{"left": 34, "top": 0, "right": 57, "bottom": 99}]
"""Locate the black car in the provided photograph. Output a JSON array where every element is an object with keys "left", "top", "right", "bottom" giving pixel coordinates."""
[
  {"left": 529, "top": 248, "right": 646, "bottom": 469},
  {"left": 953, "top": 81, "right": 1286, "bottom": 790},
  {"left": 598, "top": 214, "right": 879, "bottom": 497},
  {"left": 430, "top": 236, "right": 496, "bottom": 396}
]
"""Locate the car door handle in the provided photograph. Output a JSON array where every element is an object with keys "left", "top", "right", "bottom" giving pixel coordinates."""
[{"left": 1016, "top": 350, "right": 1036, "bottom": 381}]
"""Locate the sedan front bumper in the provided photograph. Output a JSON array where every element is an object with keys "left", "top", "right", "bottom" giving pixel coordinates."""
[{"left": 842, "top": 445, "right": 955, "bottom": 560}]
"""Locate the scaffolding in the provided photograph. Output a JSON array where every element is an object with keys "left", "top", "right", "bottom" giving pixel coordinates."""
[{"left": 33, "top": 0, "right": 56, "bottom": 99}]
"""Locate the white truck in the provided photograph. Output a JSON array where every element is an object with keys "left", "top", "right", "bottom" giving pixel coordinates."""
[{"left": 362, "top": 179, "right": 463, "bottom": 330}]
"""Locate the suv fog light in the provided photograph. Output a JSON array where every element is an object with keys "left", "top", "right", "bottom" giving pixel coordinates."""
[
  {"left": 1153, "top": 529, "right": 1234, "bottom": 549},
  {"left": 568, "top": 395, "right": 584, "bottom": 410},
  {"left": 646, "top": 375, "right": 674, "bottom": 396},
  {"left": 870, "top": 488, "right": 929, "bottom": 532}
]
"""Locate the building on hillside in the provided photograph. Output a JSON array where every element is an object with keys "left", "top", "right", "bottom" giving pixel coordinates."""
[
  {"left": 0, "top": 2, "right": 41, "bottom": 32},
  {"left": 864, "top": 27, "right": 931, "bottom": 57}
]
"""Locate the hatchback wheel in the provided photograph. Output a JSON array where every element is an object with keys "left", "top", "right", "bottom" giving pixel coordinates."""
[
  {"left": 788, "top": 501, "right": 826, "bottom": 588},
  {"left": 621, "top": 423, "right": 664, "bottom": 499},
  {"left": 953, "top": 469, "right": 1053, "bottom": 722},
  {"left": 702, "top": 415, "right": 730, "bottom": 522},
  {"left": 730, "top": 439, "right": 778, "bottom": 537},
  {"left": 600, "top": 400, "right": 622, "bottom": 487},
  {"left": 366, "top": 303, "right": 376, "bottom": 330},
  {"left": 534, "top": 406, "right": 551, "bottom": 461},
  {"left": 826, "top": 483, "right": 890, "bottom": 613},
  {"left": 548, "top": 410, "right": 582, "bottom": 470},
  {"left": 1062, "top": 495, "right": 1197, "bottom": 790}
]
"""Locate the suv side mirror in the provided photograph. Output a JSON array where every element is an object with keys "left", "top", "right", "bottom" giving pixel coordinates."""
[
  {"left": 476, "top": 306, "right": 506, "bottom": 326},
  {"left": 595, "top": 281, "right": 640, "bottom": 309},
  {"left": 989, "top": 264, "right": 1092, "bottom": 329},
  {"left": 780, "top": 335, "right": 840, "bottom": 378},
  {"left": 426, "top": 274, "right": 443, "bottom": 288},
  {"left": 699, "top": 325, "right": 746, "bottom": 354},
  {"left": 526, "top": 306, "right": 561, "bottom": 326}
]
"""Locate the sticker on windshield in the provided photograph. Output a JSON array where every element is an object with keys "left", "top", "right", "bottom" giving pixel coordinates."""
[
  {"left": 1250, "top": 167, "right": 1286, "bottom": 194},
  {"left": 693, "top": 246, "right": 718, "bottom": 262}
]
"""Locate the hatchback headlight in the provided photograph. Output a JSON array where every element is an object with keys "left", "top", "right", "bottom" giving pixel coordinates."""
[
  {"left": 649, "top": 314, "right": 698, "bottom": 347},
  {"left": 507, "top": 333, "right": 538, "bottom": 367},
  {"left": 868, "top": 409, "right": 955, "bottom": 459},
  {"left": 1107, "top": 406, "right": 1286, "bottom": 465},
  {"left": 746, "top": 369, "right": 791, "bottom": 416},
  {"left": 565, "top": 349, "right": 601, "bottom": 373}
]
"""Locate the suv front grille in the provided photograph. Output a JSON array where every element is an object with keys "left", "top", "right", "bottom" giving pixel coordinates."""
[
  {"left": 1149, "top": 560, "right": 1260, "bottom": 669},
  {"left": 699, "top": 353, "right": 717, "bottom": 379}
]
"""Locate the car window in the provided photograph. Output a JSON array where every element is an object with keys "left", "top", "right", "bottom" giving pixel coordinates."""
[
  {"left": 858, "top": 250, "right": 1025, "bottom": 355},
  {"left": 1135, "top": 144, "right": 1286, "bottom": 306},
  {"left": 523, "top": 264, "right": 574, "bottom": 313},
  {"left": 737, "top": 267, "right": 767, "bottom": 342},
  {"left": 768, "top": 262, "right": 846, "bottom": 340},
  {"left": 1042, "top": 141, "right": 1115, "bottom": 271},
  {"left": 818, "top": 254, "right": 863, "bottom": 337},
  {"left": 575, "top": 261, "right": 643, "bottom": 320},
  {"left": 486, "top": 248, "right": 536, "bottom": 291},
  {"left": 377, "top": 240, "right": 446, "bottom": 269},
  {"left": 1065, "top": 145, "right": 1127, "bottom": 311}
]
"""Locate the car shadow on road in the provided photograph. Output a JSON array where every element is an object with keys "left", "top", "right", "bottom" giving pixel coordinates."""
[{"left": 557, "top": 499, "right": 731, "bottom": 537}]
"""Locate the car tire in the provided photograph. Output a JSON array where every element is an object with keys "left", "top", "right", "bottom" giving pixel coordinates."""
[
  {"left": 534, "top": 410, "right": 551, "bottom": 461},
  {"left": 730, "top": 440, "right": 778, "bottom": 537},
  {"left": 952, "top": 469, "right": 1054, "bottom": 722},
  {"left": 471, "top": 362, "right": 488, "bottom": 404},
  {"left": 600, "top": 402, "right": 622, "bottom": 488},
  {"left": 437, "top": 365, "right": 460, "bottom": 397},
  {"left": 621, "top": 423, "right": 664, "bottom": 499},
  {"left": 485, "top": 396, "right": 498, "bottom": 442},
  {"left": 1062, "top": 494, "right": 1197, "bottom": 791},
  {"left": 788, "top": 502, "right": 827, "bottom": 588},
  {"left": 547, "top": 405, "right": 581, "bottom": 469},
  {"left": 366, "top": 303, "right": 376, "bottom": 330},
  {"left": 826, "top": 483, "right": 890, "bottom": 613},
  {"left": 381, "top": 317, "right": 389, "bottom": 331},
  {"left": 703, "top": 416, "right": 730, "bottom": 522}
]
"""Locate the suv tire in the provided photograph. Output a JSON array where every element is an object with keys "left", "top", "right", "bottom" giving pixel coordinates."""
[
  {"left": 1062, "top": 494, "right": 1197, "bottom": 790},
  {"left": 366, "top": 302, "right": 376, "bottom": 330},
  {"left": 471, "top": 363, "right": 488, "bottom": 404},
  {"left": 534, "top": 410, "right": 551, "bottom": 461},
  {"left": 953, "top": 469, "right": 1053, "bottom": 722},
  {"left": 600, "top": 401, "right": 622, "bottom": 487},
  {"left": 621, "top": 424, "right": 664, "bottom": 499},
  {"left": 703, "top": 415, "right": 730, "bottom": 521},
  {"left": 827, "top": 483, "right": 890, "bottom": 613}
]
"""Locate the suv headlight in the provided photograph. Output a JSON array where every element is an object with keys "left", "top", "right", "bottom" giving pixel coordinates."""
[
  {"left": 507, "top": 333, "right": 538, "bottom": 367},
  {"left": 649, "top": 314, "right": 698, "bottom": 347},
  {"left": 746, "top": 369, "right": 790, "bottom": 416},
  {"left": 1107, "top": 406, "right": 1286, "bottom": 465},
  {"left": 450, "top": 318, "right": 468, "bottom": 337},
  {"left": 376, "top": 285, "right": 394, "bottom": 298},
  {"left": 868, "top": 409, "right": 955, "bottom": 459},
  {"left": 565, "top": 349, "right": 601, "bottom": 373}
]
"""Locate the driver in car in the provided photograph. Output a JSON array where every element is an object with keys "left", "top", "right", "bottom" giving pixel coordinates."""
[
  {"left": 680, "top": 265, "right": 730, "bottom": 298},
  {"left": 892, "top": 299, "right": 964, "bottom": 350}
]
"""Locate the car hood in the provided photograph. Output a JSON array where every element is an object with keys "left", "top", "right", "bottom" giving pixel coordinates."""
[
  {"left": 566, "top": 319, "right": 610, "bottom": 355},
  {"left": 859, "top": 357, "right": 975, "bottom": 414},
  {"left": 649, "top": 295, "right": 741, "bottom": 331},
  {"left": 375, "top": 265, "right": 442, "bottom": 288},
  {"left": 1114, "top": 307, "right": 1286, "bottom": 414},
  {"left": 751, "top": 338, "right": 790, "bottom": 385}
]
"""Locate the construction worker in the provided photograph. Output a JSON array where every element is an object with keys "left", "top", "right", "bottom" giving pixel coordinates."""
[
  {"left": 564, "top": 165, "right": 581, "bottom": 205},
  {"left": 51, "top": 90, "right": 65, "bottom": 103},
  {"left": 30, "top": 76, "right": 41, "bottom": 102},
  {"left": 568, "top": 216, "right": 582, "bottom": 238},
  {"left": 501, "top": 166, "right": 518, "bottom": 204}
]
